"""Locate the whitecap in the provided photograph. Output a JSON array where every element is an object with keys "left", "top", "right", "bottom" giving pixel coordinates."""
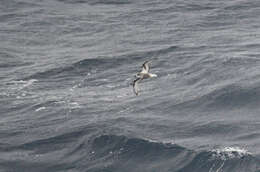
[
  {"left": 8, "top": 79, "right": 38, "bottom": 90},
  {"left": 22, "top": 79, "right": 38, "bottom": 88},
  {"left": 211, "top": 146, "right": 251, "bottom": 160},
  {"left": 68, "top": 102, "right": 81, "bottom": 109},
  {"left": 35, "top": 107, "right": 46, "bottom": 112}
]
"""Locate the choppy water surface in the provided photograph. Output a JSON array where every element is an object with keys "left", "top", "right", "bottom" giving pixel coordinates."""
[{"left": 0, "top": 0, "right": 260, "bottom": 171}]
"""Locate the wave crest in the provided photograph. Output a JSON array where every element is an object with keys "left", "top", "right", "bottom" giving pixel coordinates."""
[
  {"left": 211, "top": 147, "right": 251, "bottom": 160},
  {"left": 87, "top": 135, "right": 260, "bottom": 172}
]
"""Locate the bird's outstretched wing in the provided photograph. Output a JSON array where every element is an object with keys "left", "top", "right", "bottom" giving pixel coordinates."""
[
  {"left": 141, "top": 61, "right": 150, "bottom": 73},
  {"left": 132, "top": 78, "right": 142, "bottom": 95}
]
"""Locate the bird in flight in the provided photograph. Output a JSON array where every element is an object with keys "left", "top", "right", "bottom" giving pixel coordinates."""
[{"left": 132, "top": 61, "right": 157, "bottom": 95}]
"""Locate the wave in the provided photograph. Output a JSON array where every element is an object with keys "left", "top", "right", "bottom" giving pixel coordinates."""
[
  {"left": 0, "top": 51, "right": 33, "bottom": 68},
  {"left": 206, "top": 85, "right": 260, "bottom": 109},
  {"left": 23, "top": 58, "right": 115, "bottom": 80},
  {"left": 173, "top": 84, "right": 260, "bottom": 110},
  {"left": 24, "top": 45, "right": 178, "bottom": 80},
  {"left": 56, "top": 0, "right": 132, "bottom": 5},
  {"left": 1, "top": 133, "right": 259, "bottom": 172},
  {"left": 86, "top": 135, "right": 260, "bottom": 172}
]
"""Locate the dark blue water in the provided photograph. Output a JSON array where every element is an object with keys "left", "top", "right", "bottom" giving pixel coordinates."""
[{"left": 1, "top": 0, "right": 260, "bottom": 171}]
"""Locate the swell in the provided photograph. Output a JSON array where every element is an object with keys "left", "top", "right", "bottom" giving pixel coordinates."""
[
  {"left": 23, "top": 58, "right": 116, "bottom": 80},
  {"left": 87, "top": 135, "right": 260, "bottom": 172},
  {"left": 0, "top": 51, "right": 33, "bottom": 68},
  {"left": 57, "top": 0, "right": 132, "bottom": 5},
  {"left": 0, "top": 1, "right": 40, "bottom": 13},
  {"left": 0, "top": 125, "right": 98, "bottom": 154},
  {"left": 1, "top": 134, "right": 259, "bottom": 172},
  {"left": 24, "top": 45, "right": 179, "bottom": 80},
  {"left": 172, "top": 84, "right": 260, "bottom": 110}
]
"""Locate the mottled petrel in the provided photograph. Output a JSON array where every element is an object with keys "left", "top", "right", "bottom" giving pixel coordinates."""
[{"left": 132, "top": 61, "right": 157, "bottom": 95}]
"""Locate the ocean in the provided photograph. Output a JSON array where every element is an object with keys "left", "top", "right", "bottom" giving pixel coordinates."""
[{"left": 0, "top": 0, "right": 260, "bottom": 171}]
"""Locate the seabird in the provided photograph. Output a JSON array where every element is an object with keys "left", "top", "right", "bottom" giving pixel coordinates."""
[{"left": 132, "top": 61, "right": 157, "bottom": 95}]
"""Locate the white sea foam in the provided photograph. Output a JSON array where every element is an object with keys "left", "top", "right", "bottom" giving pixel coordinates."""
[
  {"left": 211, "top": 146, "right": 251, "bottom": 160},
  {"left": 35, "top": 107, "right": 46, "bottom": 112},
  {"left": 68, "top": 102, "right": 81, "bottom": 109},
  {"left": 12, "top": 79, "right": 37, "bottom": 85},
  {"left": 22, "top": 79, "right": 38, "bottom": 88},
  {"left": 8, "top": 79, "right": 38, "bottom": 90},
  {"left": 144, "top": 138, "right": 176, "bottom": 145}
]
